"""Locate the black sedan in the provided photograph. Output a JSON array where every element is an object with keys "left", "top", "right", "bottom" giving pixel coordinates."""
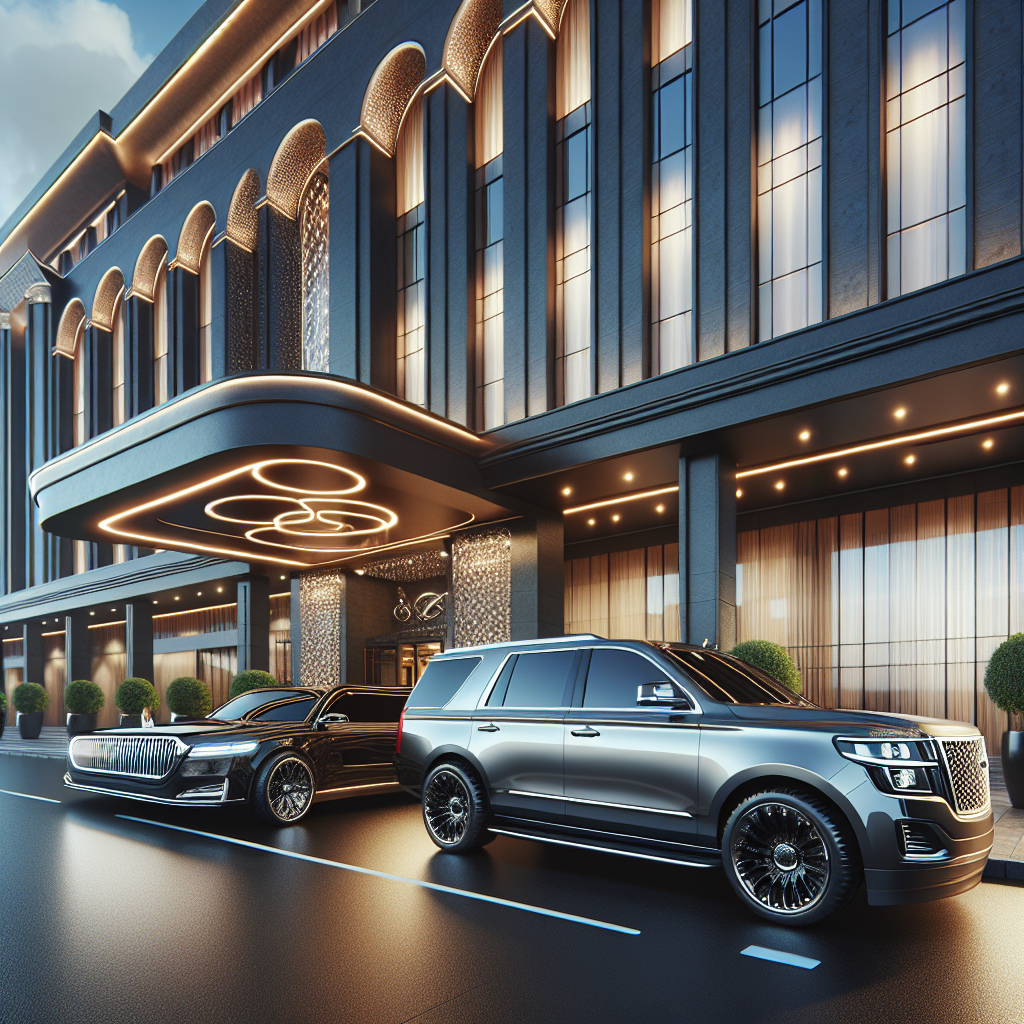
[{"left": 64, "top": 685, "right": 409, "bottom": 824}]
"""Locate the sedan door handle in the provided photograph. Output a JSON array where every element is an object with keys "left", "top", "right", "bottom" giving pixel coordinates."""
[
  {"left": 570, "top": 727, "right": 601, "bottom": 737},
  {"left": 477, "top": 723, "right": 500, "bottom": 732}
]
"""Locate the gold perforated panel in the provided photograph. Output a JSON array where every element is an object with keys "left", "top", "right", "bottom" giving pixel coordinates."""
[
  {"left": 534, "top": 0, "right": 567, "bottom": 34},
  {"left": 360, "top": 44, "right": 426, "bottom": 157},
  {"left": 267, "top": 121, "right": 327, "bottom": 220},
  {"left": 91, "top": 268, "right": 125, "bottom": 330},
  {"left": 226, "top": 169, "right": 260, "bottom": 252},
  {"left": 299, "top": 567, "right": 344, "bottom": 686},
  {"left": 54, "top": 298, "right": 86, "bottom": 358},
  {"left": 444, "top": 0, "right": 503, "bottom": 97},
  {"left": 132, "top": 236, "right": 169, "bottom": 301},
  {"left": 452, "top": 528, "right": 511, "bottom": 647},
  {"left": 176, "top": 202, "right": 217, "bottom": 274}
]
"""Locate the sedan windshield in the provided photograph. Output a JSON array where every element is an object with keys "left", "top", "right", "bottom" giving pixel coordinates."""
[
  {"left": 663, "top": 648, "right": 815, "bottom": 707},
  {"left": 212, "top": 689, "right": 312, "bottom": 720}
]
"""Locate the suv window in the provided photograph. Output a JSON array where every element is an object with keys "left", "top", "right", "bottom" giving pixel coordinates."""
[
  {"left": 583, "top": 649, "right": 670, "bottom": 708},
  {"left": 251, "top": 696, "right": 317, "bottom": 722},
  {"left": 407, "top": 657, "right": 481, "bottom": 708},
  {"left": 499, "top": 651, "right": 576, "bottom": 708},
  {"left": 324, "top": 692, "right": 407, "bottom": 722},
  {"left": 664, "top": 648, "right": 813, "bottom": 706}
]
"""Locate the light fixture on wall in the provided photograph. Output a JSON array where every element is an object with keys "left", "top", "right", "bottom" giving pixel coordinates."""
[
  {"left": 656, "top": 504, "right": 665, "bottom": 513},
  {"left": 799, "top": 430, "right": 810, "bottom": 441},
  {"left": 904, "top": 454, "right": 916, "bottom": 465},
  {"left": 894, "top": 407, "right": 907, "bottom": 419},
  {"left": 982, "top": 439, "right": 994, "bottom": 449},
  {"left": 587, "top": 518, "right": 596, "bottom": 526},
  {"left": 561, "top": 486, "right": 572, "bottom": 496},
  {"left": 775, "top": 481, "right": 785, "bottom": 490},
  {"left": 612, "top": 514, "right": 621, "bottom": 522},
  {"left": 624, "top": 472, "right": 634, "bottom": 482},
  {"left": 997, "top": 382, "right": 1010, "bottom": 395},
  {"left": 736, "top": 489, "right": 743, "bottom": 498},
  {"left": 838, "top": 467, "right": 848, "bottom": 477}
]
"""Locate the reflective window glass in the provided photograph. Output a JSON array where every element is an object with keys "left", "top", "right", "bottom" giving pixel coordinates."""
[
  {"left": 252, "top": 696, "right": 317, "bottom": 721},
  {"left": 502, "top": 651, "right": 576, "bottom": 708},
  {"left": 583, "top": 649, "right": 670, "bottom": 708}
]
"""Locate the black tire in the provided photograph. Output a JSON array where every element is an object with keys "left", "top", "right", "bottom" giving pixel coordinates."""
[
  {"left": 251, "top": 751, "right": 316, "bottom": 825},
  {"left": 722, "top": 787, "right": 862, "bottom": 926},
  {"left": 422, "top": 761, "right": 494, "bottom": 852}
]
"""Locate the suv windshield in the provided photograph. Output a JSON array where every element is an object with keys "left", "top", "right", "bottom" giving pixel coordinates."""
[
  {"left": 663, "top": 648, "right": 815, "bottom": 707},
  {"left": 212, "top": 689, "right": 310, "bottom": 720}
]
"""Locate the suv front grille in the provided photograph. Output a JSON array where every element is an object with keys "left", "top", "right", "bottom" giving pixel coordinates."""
[
  {"left": 938, "top": 737, "right": 990, "bottom": 816},
  {"left": 70, "top": 735, "right": 185, "bottom": 779}
]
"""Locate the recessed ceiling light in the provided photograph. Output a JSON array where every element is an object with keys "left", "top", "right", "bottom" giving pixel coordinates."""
[
  {"left": 838, "top": 468, "right": 848, "bottom": 477},
  {"left": 89, "top": 611, "right": 95, "bottom": 616},
  {"left": 152, "top": 600, "right": 158, "bottom": 604},
  {"left": 280, "top": 575, "right": 286, "bottom": 580},
  {"left": 624, "top": 472, "right": 634, "bottom": 482},
  {"left": 354, "top": 569, "right": 365, "bottom": 575},
  {"left": 904, "top": 454, "right": 916, "bottom": 465},
  {"left": 174, "top": 596, "right": 180, "bottom": 601},
  {"left": 656, "top": 504, "right": 665, "bottom": 513},
  {"left": 217, "top": 587, "right": 223, "bottom": 593},
  {"left": 997, "top": 382, "right": 1010, "bottom": 395},
  {"left": 110, "top": 608, "right": 115, "bottom": 612},
  {"left": 612, "top": 514, "right": 621, "bottom": 522},
  {"left": 561, "top": 486, "right": 572, "bottom": 496},
  {"left": 736, "top": 489, "right": 743, "bottom": 498},
  {"left": 775, "top": 481, "right": 785, "bottom": 490},
  {"left": 894, "top": 407, "right": 906, "bottom": 419},
  {"left": 799, "top": 430, "right": 810, "bottom": 441},
  {"left": 197, "top": 592, "right": 202, "bottom": 597},
  {"left": 587, "top": 518, "right": 596, "bottom": 526},
  {"left": 440, "top": 551, "right": 449, "bottom": 558},
  {"left": 982, "top": 439, "right": 994, "bottom": 449}
]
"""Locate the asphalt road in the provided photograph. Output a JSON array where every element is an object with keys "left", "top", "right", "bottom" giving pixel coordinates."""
[{"left": 0, "top": 753, "right": 1021, "bottom": 1024}]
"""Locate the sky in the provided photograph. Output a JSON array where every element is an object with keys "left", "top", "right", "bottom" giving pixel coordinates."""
[{"left": 0, "top": 0, "right": 206, "bottom": 229}]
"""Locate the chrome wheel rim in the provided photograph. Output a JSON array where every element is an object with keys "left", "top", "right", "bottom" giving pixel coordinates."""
[
  {"left": 424, "top": 770, "right": 471, "bottom": 845},
  {"left": 267, "top": 757, "right": 314, "bottom": 822},
  {"left": 731, "top": 802, "right": 830, "bottom": 915}
]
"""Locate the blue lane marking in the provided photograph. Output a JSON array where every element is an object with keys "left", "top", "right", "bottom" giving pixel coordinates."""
[
  {"left": 741, "top": 945, "right": 820, "bottom": 970},
  {"left": 0, "top": 787, "right": 60, "bottom": 804},
  {"left": 116, "top": 815, "right": 641, "bottom": 936}
]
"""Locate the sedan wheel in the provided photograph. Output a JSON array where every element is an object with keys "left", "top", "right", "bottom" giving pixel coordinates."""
[
  {"left": 422, "top": 762, "right": 494, "bottom": 852},
  {"left": 252, "top": 753, "right": 315, "bottom": 825},
  {"left": 722, "top": 788, "right": 861, "bottom": 925}
]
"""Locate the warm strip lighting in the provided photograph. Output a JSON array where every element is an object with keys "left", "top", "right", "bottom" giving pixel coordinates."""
[
  {"left": 563, "top": 485, "right": 678, "bottom": 515},
  {"left": 2, "top": 637, "right": 22, "bottom": 644},
  {"left": 736, "top": 408, "right": 1024, "bottom": 479},
  {"left": 42, "top": 630, "right": 66, "bottom": 637},
  {"left": 152, "top": 601, "right": 237, "bottom": 621},
  {"left": 270, "top": 592, "right": 291, "bottom": 598},
  {"left": 88, "top": 620, "right": 126, "bottom": 630}
]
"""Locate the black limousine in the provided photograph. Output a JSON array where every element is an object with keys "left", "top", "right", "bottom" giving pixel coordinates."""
[{"left": 65, "top": 685, "right": 408, "bottom": 823}]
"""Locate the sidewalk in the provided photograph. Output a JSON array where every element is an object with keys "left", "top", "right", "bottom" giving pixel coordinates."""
[{"left": 0, "top": 724, "right": 69, "bottom": 759}]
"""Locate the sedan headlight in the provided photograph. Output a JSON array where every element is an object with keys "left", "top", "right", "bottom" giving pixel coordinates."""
[
  {"left": 187, "top": 740, "right": 259, "bottom": 758},
  {"left": 835, "top": 737, "right": 937, "bottom": 795}
]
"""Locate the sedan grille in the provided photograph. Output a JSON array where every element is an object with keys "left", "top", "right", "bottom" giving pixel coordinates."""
[
  {"left": 938, "top": 737, "right": 990, "bottom": 816},
  {"left": 70, "top": 735, "right": 186, "bottom": 779}
]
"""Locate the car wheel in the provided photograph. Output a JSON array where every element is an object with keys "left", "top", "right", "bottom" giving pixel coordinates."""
[
  {"left": 422, "top": 762, "right": 494, "bottom": 852},
  {"left": 722, "top": 787, "right": 861, "bottom": 925},
  {"left": 251, "top": 752, "right": 316, "bottom": 825}
]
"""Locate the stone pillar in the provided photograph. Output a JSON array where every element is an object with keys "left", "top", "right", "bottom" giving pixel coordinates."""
[
  {"left": 22, "top": 620, "right": 43, "bottom": 686},
  {"left": 510, "top": 515, "right": 564, "bottom": 640},
  {"left": 298, "top": 568, "right": 343, "bottom": 686},
  {"left": 679, "top": 453, "right": 737, "bottom": 649},
  {"left": 237, "top": 575, "right": 271, "bottom": 673},
  {"left": 64, "top": 610, "right": 91, "bottom": 683},
  {"left": 125, "top": 602, "right": 154, "bottom": 682}
]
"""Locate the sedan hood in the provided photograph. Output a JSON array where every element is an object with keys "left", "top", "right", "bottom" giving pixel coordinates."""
[
  {"left": 93, "top": 721, "right": 259, "bottom": 739},
  {"left": 724, "top": 705, "right": 980, "bottom": 738}
]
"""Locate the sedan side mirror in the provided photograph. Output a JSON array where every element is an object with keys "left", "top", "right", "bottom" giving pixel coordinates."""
[
  {"left": 316, "top": 712, "right": 350, "bottom": 729},
  {"left": 637, "top": 681, "right": 693, "bottom": 710}
]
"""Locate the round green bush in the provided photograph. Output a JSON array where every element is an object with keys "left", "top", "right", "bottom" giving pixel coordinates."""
[
  {"left": 229, "top": 670, "right": 279, "bottom": 699},
  {"left": 728, "top": 640, "right": 802, "bottom": 694},
  {"left": 0, "top": 692, "right": 6, "bottom": 713},
  {"left": 13, "top": 682, "right": 50, "bottom": 714},
  {"left": 64, "top": 679, "right": 105, "bottom": 715},
  {"left": 115, "top": 677, "right": 160, "bottom": 715},
  {"left": 984, "top": 633, "right": 1024, "bottom": 716},
  {"left": 166, "top": 676, "right": 212, "bottom": 718}
]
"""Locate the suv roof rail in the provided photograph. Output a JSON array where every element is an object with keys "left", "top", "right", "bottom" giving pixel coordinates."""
[{"left": 438, "top": 633, "right": 605, "bottom": 655}]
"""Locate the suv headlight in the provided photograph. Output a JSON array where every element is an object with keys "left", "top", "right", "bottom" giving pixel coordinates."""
[
  {"left": 835, "top": 738, "right": 937, "bottom": 795},
  {"left": 187, "top": 740, "right": 259, "bottom": 758}
]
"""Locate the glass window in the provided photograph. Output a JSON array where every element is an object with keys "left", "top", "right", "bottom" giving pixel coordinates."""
[
  {"left": 757, "top": 0, "right": 823, "bottom": 341},
  {"left": 651, "top": 0, "right": 693, "bottom": 373},
  {"left": 501, "top": 650, "right": 577, "bottom": 708},
  {"left": 397, "top": 96, "right": 426, "bottom": 406},
  {"left": 213, "top": 689, "right": 309, "bottom": 720},
  {"left": 409, "top": 657, "right": 482, "bottom": 707},
  {"left": 583, "top": 649, "right": 670, "bottom": 708},
  {"left": 885, "top": 0, "right": 966, "bottom": 296},
  {"left": 252, "top": 696, "right": 317, "bottom": 721},
  {"left": 325, "top": 692, "right": 407, "bottom": 722},
  {"left": 112, "top": 295, "right": 126, "bottom": 426},
  {"left": 665, "top": 648, "right": 813, "bottom": 706},
  {"left": 300, "top": 170, "right": 330, "bottom": 373},
  {"left": 199, "top": 227, "right": 215, "bottom": 382},
  {"left": 153, "top": 262, "right": 169, "bottom": 404},
  {"left": 73, "top": 322, "right": 86, "bottom": 445}
]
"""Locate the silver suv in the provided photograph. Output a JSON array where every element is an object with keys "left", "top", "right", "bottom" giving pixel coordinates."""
[{"left": 395, "top": 635, "right": 993, "bottom": 925}]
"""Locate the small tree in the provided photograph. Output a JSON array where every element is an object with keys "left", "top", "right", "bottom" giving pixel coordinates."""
[
  {"left": 984, "top": 633, "right": 1024, "bottom": 717},
  {"left": 0, "top": 692, "right": 6, "bottom": 714},
  {"left": 166, "top": 676, "right": 213, "bottom": 718},
  {"left": 229, "top": 670, "right": 278, "bottom": 699},
  {"left": 728, "top": 640, "right": 802, "bottom": 694},
  {"left": 65, "top": 679, "right": 105, "bottom": 715},
  {"left": 116, "top": 677, "right": 160, "bottom": 715},
  {"left": 13, "top": 682, "right": 50, "bottom": 714}
]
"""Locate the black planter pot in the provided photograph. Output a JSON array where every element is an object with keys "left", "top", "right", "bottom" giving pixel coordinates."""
[
  {"left": 119, "top": 714, "right": 142, "bottom": 728},
  {"left": 17, "top": 712, "right": 43, "bottom": 740},
  {"left": 0, "top": 711, "right": 5, "bottom": 739},
  {"left": 1002, "top": 731, "right": 1024, "bottom": 809},
  {"left": 66, "top": 712, "right": 98, "bottom": 736}
]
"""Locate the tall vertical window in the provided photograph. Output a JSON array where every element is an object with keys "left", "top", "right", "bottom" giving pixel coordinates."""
[
  {"left": 153, "top": 262, "right": 169, "bottom": 404},
  {"left": 112, "top": 294, "right": 126, "bottom": 426},
  {"left": 300, "top": 170, "right": 330, "bottom": 373},
  {"left": 757, "top": 0, "right": 823, "bottom": 340},
  {"left": 555, "top": 0, "right": 592, "bottom": 406},
  {"left": 885, "top": 0, "right": 966, "bottom": 297},
  {"left": 475, "top": 37, "right": 504, "bottom": 430},
  {"left": 199, "top": 229, "right": 214, "bottom": 382},
  {"left": 396, "top": 96, "right": 426, "bottom": 406},
  {"left": 72, "top": 323, "right": 86, "bottom": 445},
  {"left": 651, "top": 0, "right": 693, "bottom": 373}
]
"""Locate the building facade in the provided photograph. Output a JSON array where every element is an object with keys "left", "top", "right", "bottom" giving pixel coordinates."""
[{"left": 1, "top": 0, "right": 1022, "bottom": 750}]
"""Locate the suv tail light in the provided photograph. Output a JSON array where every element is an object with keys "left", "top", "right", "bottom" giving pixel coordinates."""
[{"left": 396, "top": 706, "right": 407, "bottom": 754}]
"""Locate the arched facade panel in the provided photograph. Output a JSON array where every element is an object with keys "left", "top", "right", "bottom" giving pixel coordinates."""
[
  {"left": 267, "top": 121, "right": 327, "bottom": 220},
  {"left": 175, "top": 201, "right": 217, "bottom": 274},
  {"left": 226, "top": 169, "right": 260, "bottom": 252},
  {"left": 54, "top": 298, "right": 86, "bottom": 359},
  {"left": 91, "top": 268, "right": 125, "bottom": 331},
  {"left": 132, "top": 236, "right": 169, "bottom": 302},
  {"left": 359, "top": 44, "right": 427, "bottom": 158},
  {"left": 443, "top": 0, "right": 503, "bottom": 98}
]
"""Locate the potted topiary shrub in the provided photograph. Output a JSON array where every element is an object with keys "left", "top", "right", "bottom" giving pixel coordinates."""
[
  {"left": 115, "top": 677, "right": 160, "bottom": 727},
  {"left": 728, "top": 639, "right": 802, "bottom": 694},
  {"left": 166, "top": 676, "right": 213, "bottom": 722},
  {"left": 984, "top": 633, "right": 1024, "bottom": 809},
  {"left": 229, "top": 669, "right": 278, "bottom": 700},
  {"left": 13, "top": 682, "right": 50, "bottom": 739},
  {"left": 64, "top": 679, "right": 105, "bottom": 736}
]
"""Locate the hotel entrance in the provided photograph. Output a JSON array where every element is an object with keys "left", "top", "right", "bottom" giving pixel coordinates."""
[{"left": 364, "top": 635, "right": 443, "bottom": 688}]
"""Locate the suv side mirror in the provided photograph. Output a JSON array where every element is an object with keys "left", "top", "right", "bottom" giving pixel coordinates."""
[
  {"left": 316, "top": 712, "right": 350, "bottom": 729},
  {"left": 637, "top": 681, "right": 693, "bottom": 710}
]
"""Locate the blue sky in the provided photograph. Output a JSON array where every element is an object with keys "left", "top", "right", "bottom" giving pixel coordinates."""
[{"left": 108, "top": 0, "right": 206, "bottom": 62}]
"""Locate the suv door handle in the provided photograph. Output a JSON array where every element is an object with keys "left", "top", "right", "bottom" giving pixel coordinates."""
[
  {"left": 477, "top": 723, "right": 500, "bottom": 732},
  {"left": 570, "top": 727, "right": 601, "bottom": 737}
]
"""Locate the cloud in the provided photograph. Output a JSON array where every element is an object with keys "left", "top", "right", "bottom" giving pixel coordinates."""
[{"left": 0, "top": 0, "right": 150, "bottom": 228}]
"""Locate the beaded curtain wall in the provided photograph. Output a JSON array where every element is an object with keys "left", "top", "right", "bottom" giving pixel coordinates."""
[
  {"left": 452, "top": 529, "right": 511, "bottom": 647},
  {"left": 299, "top": 568, "right": 343, "bottom": 685},
  {"left": 300, "top": 170, "right": 330, "bottom": 372}
]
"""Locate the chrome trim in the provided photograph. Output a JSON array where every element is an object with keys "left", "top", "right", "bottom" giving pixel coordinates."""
[
  {"left": 508, "top": 789, "right": 693, "bottom": 818},
  {"left": 176, "top": 779, "right": 231, "bottom": 801},
  {"left": 314, "top": 781, "right": 402, "bottom": 796},
  {"left": 68, "top": 734, "right": 190, "bottom": 778},
  {"left": 834, "top": 737, "right": 936, "bottom": 768},
  {"left": 63, "top": 773, "right": 243, "bottom": 806},
  {"left": 442, "top": 634, "right": 602, "bottom": 655},
  {"left": 487, "top": 828, "right": 716, "bottom": 867}
]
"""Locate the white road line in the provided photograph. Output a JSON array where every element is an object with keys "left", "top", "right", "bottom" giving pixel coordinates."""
[
  {"left": 0, "top": 787, "right": 61, "bottom": 804},
  {"left": 116, "top": 815, "right": 641, "bottom": 936},
  {"left": 741, "top": 945, "right": 820, "bottom": 970}
]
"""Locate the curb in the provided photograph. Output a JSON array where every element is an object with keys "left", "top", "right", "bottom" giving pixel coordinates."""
[{"left": 983, "top": 859, "right": 1024, "bottom": 883}]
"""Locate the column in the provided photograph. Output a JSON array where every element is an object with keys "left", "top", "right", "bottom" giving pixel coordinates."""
[
  {"left": 510, "top": 515, "right": 564, "bottom": 641},
  {"left": 289, "top": 575, "right": 302, "bottom": 686},
  {"left": 679, "top": 453, "right": 737, "bottom": 649},
  {"left": 22, "top": 620, "right": 43, "bottom": 687},
  {"left": 3, "top": 314, "right": 27, "bottom": 593},
  {"left": 298, "top": 568, "right": 343, "bottom": 686},
  {"left": 237, "top": 575, "right": 271, "bottom": 673},
  {"left": 262, "top": 205, "right": 302, "bottom": 371},
  {"left": 222, "top": 235, "right": 258, "bottom": 373},
  {"left": 25, "top": 298, "right": 51, "bottom": 586},
  {"left": 64, "top": 610, "right": 91, "bottom": 684},
  {"left": 125, "top": 602, "right": 154, "bottom": 682}
]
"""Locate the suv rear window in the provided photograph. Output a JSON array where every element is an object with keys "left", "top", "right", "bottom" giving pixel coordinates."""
[
  {"left": 664, "top": 649, "right": 813, "bottom": 706},
  {"left": 407, "top": 657, "right": 482, "bottom": 708}
]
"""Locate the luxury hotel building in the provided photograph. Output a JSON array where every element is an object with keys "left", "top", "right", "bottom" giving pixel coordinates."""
[{"left": 0, "top": 0, "right": 1022, "bottom": 750}]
